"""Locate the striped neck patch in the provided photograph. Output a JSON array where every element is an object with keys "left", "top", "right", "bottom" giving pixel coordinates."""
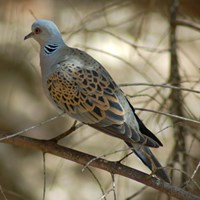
[{"left": 44, "top": 44, "right": 59, "bottom": 55}]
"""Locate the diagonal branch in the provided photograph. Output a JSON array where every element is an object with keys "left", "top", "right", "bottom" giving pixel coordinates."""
[{"left": 1, "top": 135, "right": 200, "bottom": 200}]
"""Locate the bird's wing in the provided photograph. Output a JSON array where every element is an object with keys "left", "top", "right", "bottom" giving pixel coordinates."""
[
  {"left": 46, "top": 58, "right": 160, "bottom": 147},
  {"left": 46, "top": 59, "right": 125, "bottom": 124}
]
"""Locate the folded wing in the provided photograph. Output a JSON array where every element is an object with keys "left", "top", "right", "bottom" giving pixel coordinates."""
[{"left": 46, "top": 59, "right": 161, "bottom": 147}]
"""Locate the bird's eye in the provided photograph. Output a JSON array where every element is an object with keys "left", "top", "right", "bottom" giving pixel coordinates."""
[{"left": 35, "top": 27, "right": 41, "bottom": 34}]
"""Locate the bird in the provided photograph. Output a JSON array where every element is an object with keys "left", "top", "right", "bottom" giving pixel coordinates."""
[{"left": 24, "top": 19, "right": 170, "bottom": 183}]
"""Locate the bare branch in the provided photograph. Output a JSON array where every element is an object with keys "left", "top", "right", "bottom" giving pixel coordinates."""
[
  {"left": 176, "top": 20, "right": 200, "bottom": 32},
  {"left": 120, "top": 82, "right": 200, "bottom": 94},
  {"left": 87, "top": 168, "right": 106, "bottom": 200},
  {"left": 0, "top": 113, "right": 65, "bottom": 141},
  {"left": 50, "top": 121, "right": 84, "bottom": 142},
  {"left": 126, "top": 186, "right": 147, "bottom": 200},
  {"left": 111, "top": 174, "right": 116, "bottom": 200},
  {"left": 42, "top": 153, "right": 46, "bottom": 200},
  {"left": 1, "top": 135, "right": 200, "bottom": 200},
  {"left": 0, "top": 184, "right": 8, "bottom": 200},
  {"left": 135, "top": 108, "right": 200, "bottom": 125}
]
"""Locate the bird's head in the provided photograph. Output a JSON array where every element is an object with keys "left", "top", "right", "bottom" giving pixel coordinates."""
[{"left": 24, "top": 19, "right": 64, "bottom": 46}]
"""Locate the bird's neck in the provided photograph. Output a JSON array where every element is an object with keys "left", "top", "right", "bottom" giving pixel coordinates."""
[
  {"left": 43, "top": 43, "right": 60, "bottom": 55},
  {"left": 41, "top": 39, "right": 65, "bottom": 55},
  {"left": 39, "top": 42, "right": 70, "bottom": 78}
]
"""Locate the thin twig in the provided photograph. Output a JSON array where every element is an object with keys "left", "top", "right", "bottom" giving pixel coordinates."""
[
  {"left": 183, "top": 161, "right": 200, "bottom": 190},
  {"left": 0, "top": 113, "right": 65, "bottom": 141},
  {"left": 119, "top": 82, "right": 200, "bottom": 94},
  {"left": 176, "top": 20, "right": 200, "bottom": 32},
  {"left": 50, "top": 121, "right": 83, "bottom": 142},
  {"left": 86, "top": 168, "right": 106, "bottom": 200},
  {"left": 135, "top": 108, "right": 200, "bottom": 124},
  {"left": 82, "top": 147, "right": 132, "bottom": 172},
  {"left": 0, "top": 185, "right": 8, "bottom": 200},
  {"left": 191, "top": 162, "right": 200, "bottom": 181},
  {"left": 98, "top": 174, "right": 116, "bottom": 200},
  {"left": 118, "top": 152, "right": 133, "bottom": 163},
  {"left": 111, "top": 174, "right": 117, "bottom": 200},
  {"left": 166, "top": 165, "right": 200, "bottom": 190},
  {"left": 96, "top": 29, "right": 169, "bottom": 53},
  {"left": 126, "top": 186, "right": 147, "bottom": 200},
  {"left": 82, "top": 46, "right": 153, "bottom": 82},
  {"left": 42, "top": 153, "right": 46, "bottom": 200},
  {"left": 99, "top": 188, "right": 114, "bottom": 200}
]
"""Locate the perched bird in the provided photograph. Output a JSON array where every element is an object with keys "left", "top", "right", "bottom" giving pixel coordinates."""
[{"left": 24, "top": 19, "right": 170, "bottom": 182}]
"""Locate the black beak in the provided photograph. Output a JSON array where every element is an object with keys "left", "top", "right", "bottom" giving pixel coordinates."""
[{"left": 24, "top": 32, "right": 34, "bottom": 40}]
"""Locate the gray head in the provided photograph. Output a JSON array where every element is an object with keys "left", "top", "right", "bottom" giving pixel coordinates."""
[{"left": 24, "top": 19, "right": 65, "bottom": 46}]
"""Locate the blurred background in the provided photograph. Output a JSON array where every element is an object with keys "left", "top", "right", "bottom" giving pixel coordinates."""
[{"left": 0, "top": 0, "right": 200, "bottom": 199}]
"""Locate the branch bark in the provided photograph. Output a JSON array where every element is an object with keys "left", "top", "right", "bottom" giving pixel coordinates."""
[{"left": 1, "top": 135, "right": 200, "bottom": 200}]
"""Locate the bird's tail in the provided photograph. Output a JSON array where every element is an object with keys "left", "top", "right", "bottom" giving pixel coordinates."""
[{"left": 126, "top": 143, "right": 170, "bottom": 183}]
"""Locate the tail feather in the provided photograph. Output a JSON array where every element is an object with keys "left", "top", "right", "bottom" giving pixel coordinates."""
[{"left": 126, "top": 143, "right": 170, "bottom": 183}]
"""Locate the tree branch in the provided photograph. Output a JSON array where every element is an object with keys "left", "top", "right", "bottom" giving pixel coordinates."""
[
  {"left": 176, "top": 20, "right": 200, "bottom": 32},
  {"left": 169, "top": 0, "right": 187, "bottom": 184},
  {"left": 1, "top": 135, "right": 200, "bottom": 200}
]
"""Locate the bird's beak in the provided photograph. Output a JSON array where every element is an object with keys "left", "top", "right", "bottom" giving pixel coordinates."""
[{"left": 24, "top": 32, "right": 34, "bottom": 40}]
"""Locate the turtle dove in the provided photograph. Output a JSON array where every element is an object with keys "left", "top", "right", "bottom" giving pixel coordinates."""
[{"left": 24, "top": 19, "right": 170, "bottom": 183}]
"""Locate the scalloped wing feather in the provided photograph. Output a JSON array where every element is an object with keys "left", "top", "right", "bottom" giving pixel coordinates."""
[{"left": 47, "top": 61, "right": 125, "bottom": 126}]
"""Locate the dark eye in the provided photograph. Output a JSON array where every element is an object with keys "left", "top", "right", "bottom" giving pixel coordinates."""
[{"left": 35, "top": 27, "right": 41, "bottom": 34}]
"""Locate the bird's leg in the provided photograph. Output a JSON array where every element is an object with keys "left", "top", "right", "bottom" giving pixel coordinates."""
[{"left": 141, "top": 148, "right": 158, "bottom": 178}]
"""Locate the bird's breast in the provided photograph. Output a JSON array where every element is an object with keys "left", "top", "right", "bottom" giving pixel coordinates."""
[{"left": 46, "top": 68, "right": 80, "bottom": 114}]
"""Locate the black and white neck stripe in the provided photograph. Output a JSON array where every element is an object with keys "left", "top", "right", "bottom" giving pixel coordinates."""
[{"left": 44, "top": 44, "right": 59, "bottom": 55}]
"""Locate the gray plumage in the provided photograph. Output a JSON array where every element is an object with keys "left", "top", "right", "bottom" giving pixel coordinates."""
[{"left": 24, "top": 19, "right": 170, "bottom": 183}]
